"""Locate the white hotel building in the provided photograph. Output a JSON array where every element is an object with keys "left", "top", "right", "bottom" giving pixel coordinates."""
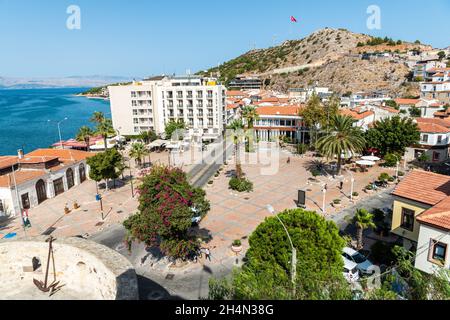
[{"left": 108, "top": 75, "right": 226, "bottom": 140}]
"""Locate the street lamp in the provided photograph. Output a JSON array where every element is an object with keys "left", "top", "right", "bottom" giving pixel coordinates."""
[
  {"left": 48, "top": 117, "right": 68, "bottom": 149},
  {"left": 350, "top": 177, "right": 355, "bottom": 202},
  {"left": 266, "top": 205, "right": 297, "bottom": 297},
  {"left": 396, "top": 161, "right": 400, "bottom": 182},
  {"left": 322, "top": 187, "right": 327, "bottom": 214}
]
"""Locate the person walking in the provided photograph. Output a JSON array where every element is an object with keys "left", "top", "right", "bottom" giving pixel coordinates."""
[
  {"left": 204, "top": 247, "right": 211, "bottom": 261},
  {"left": 287, "top": 157, "right": 291, "bottom": 164},
  {"left": 339, "top": 180, "right": 344, "bottom": 190}
]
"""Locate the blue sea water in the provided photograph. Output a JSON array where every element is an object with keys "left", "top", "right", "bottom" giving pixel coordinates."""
[{"left": 0, "top": 88, "right": 111, "bottom": 156}]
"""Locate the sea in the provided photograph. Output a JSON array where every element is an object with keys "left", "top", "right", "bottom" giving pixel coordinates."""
[{"left": 0, "top": 88, "right": 111, "bottom": 156}]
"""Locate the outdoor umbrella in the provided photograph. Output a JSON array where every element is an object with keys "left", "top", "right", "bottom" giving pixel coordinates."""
[
  {"left": 361, "top": 156, "right": 381, "bottom": 162},
  {"left": 356, "top": 160, "right": 376, "bottom": 166}
]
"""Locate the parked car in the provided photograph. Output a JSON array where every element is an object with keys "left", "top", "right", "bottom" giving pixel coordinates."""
[
  {"left": 343, "top": 247, "right": 376, "bottom": 275},
  {"left": 342, "top": 256, "right": 360, "bottom": 283}
]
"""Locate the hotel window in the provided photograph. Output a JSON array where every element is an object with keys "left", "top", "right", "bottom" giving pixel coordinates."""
[
  {"left": 133, "top": 118, "right": 139, "bottom": 124},
  {"left": 132, "top": 100, "right": 138, "bottom": 107},
  {"left": 429, "top": 241, "right": 447, "bottom": 265},
  {"left": 134, "top": 127, "right": 139, "bottom": 133},
  {"left": 437, "top": 135, "right": 443, "bottom": 143},
  {"left": 133, "top": 110, "right": 138, "bottom": 116},
  {"left": 400, "top": 208, "right": 415, "bottom": 231},
  {"left": 421, "top": 134, "right": 429, "bottom": 143},
  {"left": 131, "top": 91, "right": 137, "bottom": 98}
]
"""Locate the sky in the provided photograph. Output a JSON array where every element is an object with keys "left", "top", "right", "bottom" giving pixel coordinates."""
[{"left": 0, "top": 0, "right": 449, "bottom": 78}]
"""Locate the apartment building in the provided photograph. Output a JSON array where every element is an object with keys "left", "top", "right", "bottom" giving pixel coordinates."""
[
  {"left": 420, "top": 68, "right": 450, "bottom": 104},
  {"left": 228, "top": 75, "right": 262, "bottom": 90},
  {"left": 108, "top": 75, "right": 226, "bottom": 140}
]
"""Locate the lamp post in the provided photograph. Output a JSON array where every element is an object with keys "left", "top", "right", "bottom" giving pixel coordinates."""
[
  {"left": 128, "top": 159, "right": 135, "bottom": 198},
  {"left": 322, "top": 187, "right": 327, "bottom": 214},
  {"left": 266, "top": 205, "right": 297, "bottom": 298},
  {"left": 396, "top": 161, "right": 400, "bottom": 182},
  {"left": 48, "top": 118, "right": 68, "bottom": 149}
]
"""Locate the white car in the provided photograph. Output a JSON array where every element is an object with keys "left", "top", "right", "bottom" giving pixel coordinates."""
[
  {"left": 343, "top": 247, "right": 375, "bottom": 275},
  {"left": 342, "top": 256, "right": 360, "bottom": 283}
]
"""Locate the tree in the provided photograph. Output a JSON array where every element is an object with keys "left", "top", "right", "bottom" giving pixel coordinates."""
[
  {"left": 409, "top": 106, "right": 422, "bottom": 118},
  {"left": 437, "top": 51, "right": 446, "bottom": 61},
  {"left": 209, "top": 209, "right": 351, "bottom": 300},
  {"left": 352, "top": 209, "right": 376, "bottom": 250},
  {"left": 139, "top": 130, "right": 157, "bottom": 144},
  {"left": 90, "top": 111, "right": 105, "bottom": 124},
  {"left": 129, "top": 142, "right": 149, "bottom": 168},
  {"left": 385, "top": 100, "right": 398, "bottom": 110},
  {"left": 76, "top": 126, "right": 94, "bottom": 152},
  {"left": 365, "top": 116, "right": 420, "bottom": 156},
  {"left": 87, "top": 148, "right": 124, "bottom": 190},
  {"left": 123, "top": 165, "right": 210, "bottom": 260},
  {"left": 95, "top": 118, "right": 116, "bottom": 150},
  {"left": 241, "top": 105, "right": 260, "bottom": 152},
  {"left": 299, "top": 93, "right": 324, "bottom": 146},
  {"left": 228, "top": 119, "right": 245, "bottom": 178},
  {"left": 316, "top": 115, "right": 366, "bottom": 175},
  {"left": 165, "top": 119, "right": 186, "bottom": 140}
]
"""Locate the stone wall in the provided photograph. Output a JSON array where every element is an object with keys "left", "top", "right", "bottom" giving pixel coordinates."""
[{"left": 0, "top": 236, "right": 138, "bottom": 300}]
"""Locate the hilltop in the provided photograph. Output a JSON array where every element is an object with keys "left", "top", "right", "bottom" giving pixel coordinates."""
[{"left": 198, "top": 28, "right": 434, "bottom": 96}]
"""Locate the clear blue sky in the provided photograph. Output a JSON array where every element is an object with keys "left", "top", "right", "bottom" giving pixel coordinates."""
[{"left": 0, "top": 0, "right": 449, "bottom": 78}]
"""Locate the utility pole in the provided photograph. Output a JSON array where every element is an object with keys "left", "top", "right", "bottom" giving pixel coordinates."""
[
  {"left": 266, "top": 205, "right": 297, "bottom": 298},
  {"left": 11, "top": 166, "right": 28, "bottom": 238},
  {"left": 129, "top": 159, "right": 134, "bottom": 198}
]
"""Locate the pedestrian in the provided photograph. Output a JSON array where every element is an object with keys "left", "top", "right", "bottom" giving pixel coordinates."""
[
  {"left": 339, "top": 180, "right": 344, "bottom": 190},
  {"left": 204, "top": 247, "right": 211, "bottom": 261},
  {"left": 287, "top": 157, "right": 291, "bottom": 164},
  {"left": 324, "top": 184, "right": 328, "bottom": 191}
]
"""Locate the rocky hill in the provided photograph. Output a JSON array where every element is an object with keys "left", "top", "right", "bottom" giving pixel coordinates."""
[{"left": 199, "top": 28, "right": 434, "bottom": 96}]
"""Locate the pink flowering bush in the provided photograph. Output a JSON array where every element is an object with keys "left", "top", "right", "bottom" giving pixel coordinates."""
[{"left": 124, "top": 165, "right": 210, "bottom": 260}]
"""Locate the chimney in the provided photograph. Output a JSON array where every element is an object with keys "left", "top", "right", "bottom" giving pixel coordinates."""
[{"left": 17, "top": 149, "right": 24, "bottom": 160}]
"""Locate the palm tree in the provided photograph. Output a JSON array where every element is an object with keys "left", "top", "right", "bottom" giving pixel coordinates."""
[
  {"left": 90, "top": 111, "right": 105, "bottom": 124},
  {"left": 76, "top": 126, "right": 94, "bottom": 152},
  {"left": 352, "top": 209, "right": 376, "bottom": 250},
  {"left": 228, "top": 119, "right": 245, "bottom": 179},
  {"left": 241, "top": 105, "right": 260, "bottom": 152},
  {"left": 129, "top": 142, "right": 149, "bottom": 168},
  {"left": 96, "top": 118, "right": 116, "bottom": 150},
  {"left": 316, "top": 114, "right": 366, "bottom": 175}
]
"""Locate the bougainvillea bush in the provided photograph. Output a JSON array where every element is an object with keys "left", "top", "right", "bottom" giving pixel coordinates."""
[{"left": 123, "top": 165, "right": 210, "bottom": 260}]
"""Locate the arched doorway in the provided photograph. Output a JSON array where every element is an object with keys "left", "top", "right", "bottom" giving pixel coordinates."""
[
  {"left": 79, "top": 164, "right": 86, "bottom": 183},
  {"left": 35, "top": 179, "right": 47, "bottom": 204},
  {"left": 66, "top": 168, "right": 75, "bottom": 189}
]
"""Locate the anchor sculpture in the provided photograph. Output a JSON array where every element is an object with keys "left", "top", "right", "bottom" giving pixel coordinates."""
[{"left": 33, "top": 236, "right": 62, "bottom": 295}]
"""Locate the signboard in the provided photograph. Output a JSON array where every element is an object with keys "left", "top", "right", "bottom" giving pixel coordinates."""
[
  {"left": 96, "top": 194, "right": 102, "bottom": 201},
  {"left": 297, "top": 190, "right": 306, "bottom": 208}
]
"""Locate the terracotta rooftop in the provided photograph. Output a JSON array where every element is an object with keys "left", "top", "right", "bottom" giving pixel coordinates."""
[
  {"left": 0, "top": 169, "right": 47, "bottom": 188},
  {"left": 257, "top": 105, "right": 303, "bottom": 116},
  {"left": 416, "top": 117, "right": 450, "bottom": 128},
  {"left": 417, "top": 122, "right": 450, "bottom": 134},
  {"left": 340, "top": 108, "right": 374, "bottom": 120},
  {"left": 417, "top": 196, "right": 450, "bottom": 231},
  {"left": 25, "top": 149, "right": 94, "bottom": 163},
  {"left": 392, "top": 170, "right": 450, "bottom": 206},
  {"left": 395, "top": 98, "right": 419, "bottom": 105},
  {"left": 226, "top": 90, "right": 248, "bottom": 97},
  {"left": 0, "top": 156, "right": 18, "bottom": 170}
]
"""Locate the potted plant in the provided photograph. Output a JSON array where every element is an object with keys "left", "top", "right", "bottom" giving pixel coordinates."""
[
  {"left": 378, "top": 173, "right": 390, "bottom": 183},
  {"left": 387, "top": 176, "right": 396, "bottom": 185},
  {"left": 365, "top": 184, "right": 374, "bottom": 194},
  {"left": 64, "top": 204, "right": 71, "bottom": 215},
  {"left": 231, "top": 239, "right": 243, "bottom": 253},
  {"left": 352, "top": 192, "right": 360, "bottom": 200},
  {"left": 332, "top": 199, "right": 342, "bottom": 208},
  {"left": 214, "top": 172, "right": 220, "bottom": 180},
  {"left": 73, "top": 201, "right": 80, "bottom": 209},
  {"left": 398, "top": 171, "right": 405, "bottom": 179},
  {"left": 207, "top": 180, "right": 214, "bottom": 187}
]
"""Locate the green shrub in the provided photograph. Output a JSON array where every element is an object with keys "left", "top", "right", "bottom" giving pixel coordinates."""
[
  {"left": 383, "top": 153, "right": 400, "bottom": 167},
  {"left": 232, "top": 239, "right": 242, "bottom": 247},
  {"left": 333, "top": 199, "right": 341, "bottom": 204},
  {"left": 311, "top": 169, "right": 321, "bottom": 177},
  {"left": 370, "top": 241, "right": 397, "bottom": 266},
  {"left": 229, "top": 177, "right": 254, "bottom": 192},
  {"left": 398, "top": 171, "right": 405, "bottom": 177},
  {"left": 366, "top": 184, "right": 374, "bottom": 191},
  {"left": 378, "top": 173, "right": 391, "bottom": 182},
  {"left": 352, "top": 192, "right": 359, "bottom": 197}
]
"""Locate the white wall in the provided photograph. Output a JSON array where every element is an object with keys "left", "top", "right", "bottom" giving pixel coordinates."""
[{"left": 415, "top": 224, "right": 450, "bottom": 274}]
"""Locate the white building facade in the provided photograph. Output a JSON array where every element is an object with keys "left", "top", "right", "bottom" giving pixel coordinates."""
[{"left": 109, "top": 76, "right": 226, "bottom": 140}]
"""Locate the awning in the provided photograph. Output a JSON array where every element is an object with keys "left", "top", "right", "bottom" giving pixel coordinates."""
[{"left": 148, "top": 139, "right": 168, "bottom": 149}]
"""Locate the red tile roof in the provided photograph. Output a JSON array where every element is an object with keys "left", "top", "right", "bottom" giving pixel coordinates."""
[
  {"left": 0, "top": 169, "right": 47, "bottom": 188},
  {"left": 395, "top": 98, "right": 419, "bottom": 105},
  {"left": 392, "top": 170, "right": 450, "bottom": 206},
  {"left": 25, "top": 149, "right": 94, "bottom": 163},
  {"left": 340, "top": 108, "right": 374, "bottom": 120},
  {"left": 417, "top": 122, "right": 450, "bottom": 133},
  {"left": 416, "top": 117, "right": 450, "bottom": 128},
  {"left": 417, "top": 197, "right": 450, "bottom": 231},
  {"left": 256, "top": 105, "right": 303, "bottom": 116}
]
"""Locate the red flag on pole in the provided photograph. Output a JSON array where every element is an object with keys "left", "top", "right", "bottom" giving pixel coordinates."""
[{"left": 290, "top": 16, "right": 298, "bottom": 23}]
